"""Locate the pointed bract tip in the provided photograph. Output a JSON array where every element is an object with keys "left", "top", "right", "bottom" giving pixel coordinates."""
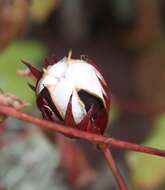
[
  {"left": 67, "top": 50, "right": 72, "bottom": 63},
  {"left": 21, "top": 60, "right": 42, "bottom": 79},
  {"left": 43, "top": 68, "right": 48, "bottom": 74},
  {"left": 27, "top": 83, "right": 36, "bottom": 91},
  {"left": 78, "top": 105, "right": 94, "bottom": 131},
  {"left": 65, "top": 93, "right": 76, "bottom": 126},
  {"left": 44, "top": 58, "right": 49, "bottom": 68},
  {"left": 51, "top": 54, "right": 58, "bottom": 63},
  {"left": 44, "top": 55, "right": 57, "bottom": 68}
]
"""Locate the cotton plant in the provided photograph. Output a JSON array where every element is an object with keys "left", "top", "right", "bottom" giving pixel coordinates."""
[
  {"left": 24, "top": 51, "right": 110, "bottom": 135},
  {"left": 0, "top": 52, "right": 165, "bottom": 190}
]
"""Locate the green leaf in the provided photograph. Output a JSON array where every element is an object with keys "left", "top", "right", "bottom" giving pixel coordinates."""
[
  {"left": 0, "top": 40, "right": 47, "bottom": 103},
  {"left": 126, "top": 114, "right": 165, "bottom": 188}
]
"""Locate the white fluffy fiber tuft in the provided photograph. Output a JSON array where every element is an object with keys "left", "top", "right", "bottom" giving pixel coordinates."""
[{"left": 36, "top": 57, "right": 105, "bottom": 123}]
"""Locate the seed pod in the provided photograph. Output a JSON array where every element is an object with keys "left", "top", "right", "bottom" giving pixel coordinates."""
[{"left": 23, "top": 52, "right": 110, "bottom": 134}]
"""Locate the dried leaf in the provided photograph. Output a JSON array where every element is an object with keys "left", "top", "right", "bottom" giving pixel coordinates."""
[
  {"left": 17, "top": 68, "right": 35, "bottom": 79},
  {"left": 0, "top": 90, "right": 29, "bottom": 110}
]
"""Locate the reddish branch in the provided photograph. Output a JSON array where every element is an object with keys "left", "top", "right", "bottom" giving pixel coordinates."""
[
  {"left": 100, "top": 144, "right": 128, "bottom": 190},
  {"left": 1, "top": 104, "right": 165, "bottom": 190},
  {"left": 0, "top": 104, "right": 165, "bottom": 157}
]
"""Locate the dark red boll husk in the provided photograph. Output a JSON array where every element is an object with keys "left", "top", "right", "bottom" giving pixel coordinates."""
[
  {"left": 76, "top": 89, "right": 110, "bottom": 134},
  {"left": 43, "top": 55, "right": 58, "bottom": 68},
  {"left": 24, "top": 56, "right": 110, "bottom": 135},
  {"left": 77, "top": 105, "right": 94, "bottom": 131},
  {"left": 37, "top": 87, "right": 63, "bottom": 122}
]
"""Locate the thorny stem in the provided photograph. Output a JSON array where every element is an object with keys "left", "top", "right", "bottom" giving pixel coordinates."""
[
  {"left": 0, "top": 105, "right": 165, "bottom": 157},
  {"left": 99, "top": 144, "right": 128, "bottom": 190}
]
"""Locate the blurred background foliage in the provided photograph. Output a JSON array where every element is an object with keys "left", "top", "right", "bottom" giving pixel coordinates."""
[
  {"left": 126, "top": 114, "right": 165, "bottom": 189},
  {"left": 0, "top": 0, "right": 165, "bottom": 189},
  {"left": 0, "top": 40, "right": 47, "bottom": 102}
]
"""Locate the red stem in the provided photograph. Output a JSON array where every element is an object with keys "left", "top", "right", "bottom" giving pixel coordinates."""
[
  {"left": 0, "top": 105, "right": 165, "bottom": 157},
  {"left": 106, "top": 138, "right": 165, "bottom": 157},
  {"left": 100, "top": 145, "right": 128, "bottom": 190}
]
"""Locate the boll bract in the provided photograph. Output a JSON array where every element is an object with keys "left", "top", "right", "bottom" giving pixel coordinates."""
[{"left": 23, "top": 52, "right": 110, "bottom": 134}]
